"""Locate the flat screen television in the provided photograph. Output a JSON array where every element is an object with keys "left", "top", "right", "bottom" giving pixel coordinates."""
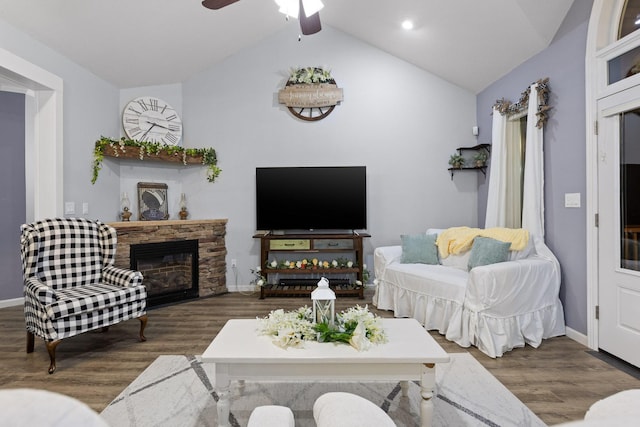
[{"left": 256, "top": 166, "right": 367, "bottom": 231}]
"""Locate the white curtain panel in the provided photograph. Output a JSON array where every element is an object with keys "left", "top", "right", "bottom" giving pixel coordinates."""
[
  {"left": 485, "top": 107, "right": 507, "bottom": 228},
  {"left": 521, "top": 83, "right": 545, "bottom": 238},
  {"left": 505, "top": 118, "right": 523, "bottom": 228}
]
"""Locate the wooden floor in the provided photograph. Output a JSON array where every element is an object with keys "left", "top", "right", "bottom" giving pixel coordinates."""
[{"left": 1, "top": 289, "right": 639, "bottom": 425}]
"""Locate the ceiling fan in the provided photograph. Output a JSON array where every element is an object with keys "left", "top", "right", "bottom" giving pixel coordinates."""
[{"left": 202, "top": 0, "right": 323, "bottom": 35}]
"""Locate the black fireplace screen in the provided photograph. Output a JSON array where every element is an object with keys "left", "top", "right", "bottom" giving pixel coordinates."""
[{"left": 130, "top": 239, "right": 199, "bottom": 307}]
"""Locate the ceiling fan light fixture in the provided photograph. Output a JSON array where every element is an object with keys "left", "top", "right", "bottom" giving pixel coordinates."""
[
  {"left": 301, "top": 0, "right": 324, "bottom": 17},
  {"left": 275, "top": 0, "right": 298, "bottom": 18},
  {"left": 274, "top": 0, "right": 323, "bottom": 18}
]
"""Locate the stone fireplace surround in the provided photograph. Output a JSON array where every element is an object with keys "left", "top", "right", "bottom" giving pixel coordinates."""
[{"left": 108, "top": 219, "right": 227, "bottom": 297}]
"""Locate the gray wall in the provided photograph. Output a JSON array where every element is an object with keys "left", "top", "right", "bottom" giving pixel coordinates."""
[
  {"left": 0, "top": 17, "right": 120, "bottom": 300},
  {"left": 180, "top": 26, "right": 479, "bottom": 289},
  {"left": 110, "top": 26, "right": 480, "bottom": 290},
  {"left": 0, "top": 17, "right": 479, "bottom": 299},
  {"left": 476, "top": 0, "right": 593, "bottom": 335},
  {"left": 0, "top": 91, "right": 25, "bottom": 300}
]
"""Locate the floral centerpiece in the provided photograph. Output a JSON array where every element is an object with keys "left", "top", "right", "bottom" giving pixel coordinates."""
[{"left": 257, "top": 305, "right": 386, "bottom": 351}]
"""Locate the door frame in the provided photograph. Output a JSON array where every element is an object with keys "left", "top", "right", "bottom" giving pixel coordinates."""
[
  {"left": 586, "top": 0, "right": 640, "bottom": 350},
  {"left": 0, "top": 46, "right": 63, "bottom": 221}
]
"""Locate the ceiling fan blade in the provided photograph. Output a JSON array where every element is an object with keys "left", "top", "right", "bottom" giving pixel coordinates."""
[
  {"left": 202, "top": 0, "right": 240, "bottom": 10},
  {"left": 299, "top": 0, "right": 322, "bottom": 35}
]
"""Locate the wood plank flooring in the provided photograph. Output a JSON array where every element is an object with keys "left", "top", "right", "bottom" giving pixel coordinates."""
[{"left": 1, "top": 289, "right": 639, "bottom": 425}]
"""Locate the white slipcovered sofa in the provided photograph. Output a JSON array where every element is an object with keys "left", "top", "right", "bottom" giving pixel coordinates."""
[{"left": 373, "top": 228, "right": 566, "bottom": 357}]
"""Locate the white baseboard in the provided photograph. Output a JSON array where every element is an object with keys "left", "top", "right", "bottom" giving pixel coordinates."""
[
  {"left": 229, "top": 284, "right": 375, "bottom": 292},
  {"left": 565, "top": 326, "right": 588, "bottom": 347},
  {"left": 232, "top": 284, "right": 260, "bottom": 293},
  {"left": 0, "top": 297, "right": 24, "bottom": 309}
]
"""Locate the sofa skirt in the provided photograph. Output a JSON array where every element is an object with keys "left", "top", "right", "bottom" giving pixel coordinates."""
[{"left": 373, "top": 279, "right": 565, "bottom": 358}]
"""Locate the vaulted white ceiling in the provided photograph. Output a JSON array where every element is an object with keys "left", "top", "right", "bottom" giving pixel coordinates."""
[{"left": 0, "top": 0, "right": 575, "bottom": 93}]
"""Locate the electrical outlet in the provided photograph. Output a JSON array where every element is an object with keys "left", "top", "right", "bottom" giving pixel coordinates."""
[
  {"left": 82, "top": 202, "right": 89, "bottom": 214},
  {"left": 231, "top": 259, "right": 237, "bottom": 268},
  {"left": 64, "top": 202, "right": 75, "bottom": 215}
]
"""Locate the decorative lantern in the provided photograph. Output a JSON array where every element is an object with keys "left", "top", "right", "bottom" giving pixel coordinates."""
[
  {"left": 311, "top": 277, "right": 335, "bottom": 325},
  {"left": 179, "top": 193, "right": 188, "bottom": 220},
  {"left": 121, "top": 192, "right": 132, "bottom": 221}
]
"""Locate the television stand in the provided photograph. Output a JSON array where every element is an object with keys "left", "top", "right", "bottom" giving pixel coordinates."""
[{"left": 253, "top": 232, "right": 370, "bottom": 299}]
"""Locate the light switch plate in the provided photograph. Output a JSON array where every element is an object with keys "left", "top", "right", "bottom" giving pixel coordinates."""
[
  {"left": 564, "top": 193, "right": 581, "bottom": 208},
  {"left": 64, "top": 202, "right": 75, "bottom": 214}
]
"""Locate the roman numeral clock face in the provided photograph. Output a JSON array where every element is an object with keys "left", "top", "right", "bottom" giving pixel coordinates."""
[{"left": 122, "top": 96, "right": 182, "bottom": 145}]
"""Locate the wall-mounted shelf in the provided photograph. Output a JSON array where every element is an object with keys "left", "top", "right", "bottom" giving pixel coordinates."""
[
  {"left": 102, "top": 145, "right": 204, "bottom": 164},
  {"left": 92, "top": 137, "right": 221, "bottom": 184},
  {"left": 448, "top": 143, "right": 491, "bottom": 179}
]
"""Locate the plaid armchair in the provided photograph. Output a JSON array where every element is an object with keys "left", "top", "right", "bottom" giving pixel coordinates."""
[{"left": 21, "top": 218, "right": 148, "bottom": 374}]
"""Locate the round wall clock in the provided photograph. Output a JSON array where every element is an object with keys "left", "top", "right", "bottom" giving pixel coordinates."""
[{"left": 122, "top": 96, "right": 183, "bottom": 145}]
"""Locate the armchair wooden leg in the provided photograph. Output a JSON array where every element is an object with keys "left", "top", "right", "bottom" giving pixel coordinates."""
[
  {"left": 26, "top": 331, "right": 35, "bottom": 353},
  {"left": 138, "top": 314, "right": 148, "bottom": 342},
  {"left": 45, "top": 339, "right": 61, "bottom": 374}
]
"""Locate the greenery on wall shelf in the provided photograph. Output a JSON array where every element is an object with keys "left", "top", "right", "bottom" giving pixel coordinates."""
[
  {"left": 448, "top": 153, "right": 465, "bottom": 169},
  {"left": 92, "top": 137, "right": 221, "bottom": 184}
]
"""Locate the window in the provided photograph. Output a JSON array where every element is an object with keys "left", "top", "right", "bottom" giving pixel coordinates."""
[{"left": 619, "top": 0, "right": 640, "bottom": 39}]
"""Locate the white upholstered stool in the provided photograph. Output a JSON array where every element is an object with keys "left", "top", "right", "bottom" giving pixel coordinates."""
[
  {"left": 247, "top": 405, "right": 295, "bottom": 427},
  {"left": 585, "top": 389, "right": 640, "bottom": 421},
  {"left": 0, "top": 388, "right": 108, "bottom": 427},
  {"left": 313, "top": 392, "right": 395, "bottom": 427}
]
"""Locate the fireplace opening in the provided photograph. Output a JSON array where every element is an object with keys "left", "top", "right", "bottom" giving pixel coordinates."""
[{"left": 130, "top": 239, "right": 199, "bottom": 307}]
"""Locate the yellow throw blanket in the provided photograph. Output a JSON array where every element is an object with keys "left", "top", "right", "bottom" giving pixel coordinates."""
[{"left": 435, "top": 226, "right": 530, "bottom": 258}]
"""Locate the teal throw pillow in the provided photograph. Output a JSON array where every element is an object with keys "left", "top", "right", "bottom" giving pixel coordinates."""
[
  {"left": 468, "top": 237, "right": 510, "bottom": 269},
  {"left": 400, "top": 233, "right": 439, "bottom": 265}
]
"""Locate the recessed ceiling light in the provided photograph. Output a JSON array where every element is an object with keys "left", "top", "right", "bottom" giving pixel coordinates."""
[{"left": 401, "top": 20, "right": 414, "bottom": 30}]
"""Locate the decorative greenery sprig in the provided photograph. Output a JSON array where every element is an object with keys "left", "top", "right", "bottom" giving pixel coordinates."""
[
  {"left": 315, "top": 321, "right": 357, "bottom": 344},
  {"left": 92, "top": 137, "right": 221, "bottom": 184},
  {"left": 288, "top": 67, "right": 335, "bottom": 84}
]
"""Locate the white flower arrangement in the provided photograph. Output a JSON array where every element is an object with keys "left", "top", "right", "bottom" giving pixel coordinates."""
[
  {"left": 338, "top": 305, "right": 386, "bottom": 346},
  {"left": 288, "top": 67, "right": 334, "bottom": 85},
  {"left": 266, "top": 257, "right": 358, "bottom": 270},
  {"left": 250, "top": 266, "right": 266, "bottom": 287},
  {"left": 257, "top": 304, "right": 386, "bottom": 351},
  {"left": 257, "top": 307, "right": 315, "bottom": 348}
]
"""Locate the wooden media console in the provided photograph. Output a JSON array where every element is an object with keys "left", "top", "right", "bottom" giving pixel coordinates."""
[{"left": 253, "top": 232, "right": 370, "bottom": 299}]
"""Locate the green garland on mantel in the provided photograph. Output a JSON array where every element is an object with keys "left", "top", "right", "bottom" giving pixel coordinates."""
[{"left": 92, "top": 137, "right": 221, "bottom": 184}]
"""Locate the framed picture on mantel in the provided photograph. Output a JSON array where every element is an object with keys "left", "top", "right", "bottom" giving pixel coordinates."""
[{"left": 137, "top": 182, "right": 169, "bottom": 221}]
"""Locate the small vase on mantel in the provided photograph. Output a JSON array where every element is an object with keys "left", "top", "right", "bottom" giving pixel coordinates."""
[{"left": 179, "top": 193, "right": 189, "bottom": 220}]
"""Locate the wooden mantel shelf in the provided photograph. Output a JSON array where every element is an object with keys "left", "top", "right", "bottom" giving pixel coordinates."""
[
  {"left": 102, "top": 145, "right": 204, "bottom": 165},
  {"left": 92, "top": 137, "right": 220, "bottom": 184},
  {"left": 108, "top": 219, "right": 227, "bottom": 228}
]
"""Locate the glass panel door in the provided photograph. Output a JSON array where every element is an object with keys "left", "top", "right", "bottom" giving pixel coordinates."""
[{"left": 620, "top": 109, "right": 640, "bottom": 270}]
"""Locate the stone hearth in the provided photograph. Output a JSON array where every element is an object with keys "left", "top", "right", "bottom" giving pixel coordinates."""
[{"left": 109, "top": 219, "right": 227, "bottom": 297}]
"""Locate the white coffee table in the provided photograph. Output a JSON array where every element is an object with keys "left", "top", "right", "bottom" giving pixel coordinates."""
[{"left": 201, "top": 318, "right": 449, "bottom": 427}]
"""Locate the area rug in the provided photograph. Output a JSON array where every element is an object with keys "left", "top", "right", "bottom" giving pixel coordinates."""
[{"left": 100, "top": 353, "right": 545, "bottom": 427}]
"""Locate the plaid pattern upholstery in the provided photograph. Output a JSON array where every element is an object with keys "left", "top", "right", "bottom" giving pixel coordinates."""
[{"left": 21, "top": 218, "right": 146, "bottom": 341}]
